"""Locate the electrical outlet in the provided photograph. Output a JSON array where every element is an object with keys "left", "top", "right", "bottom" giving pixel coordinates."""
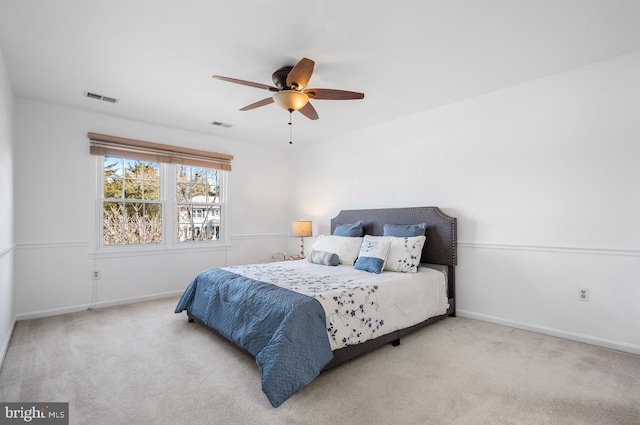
[
  {"left": 579, "top": 288, "right": 589, "bottom": 301},
  {"left": 92, "top": 270, "right": 101, "bottom": 280}
]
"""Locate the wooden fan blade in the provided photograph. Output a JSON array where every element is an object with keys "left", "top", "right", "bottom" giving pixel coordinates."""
[
  {"left": 286, "top": 58, "right": 315, "bottom": 90},
  {"left": 213, "top": 75, "right": 279, "bottom": 92},
  {"left": 240, "top": 97, "right": 274, "bottom": 111},
  {"left": 298, "top": 102, "right": 319, "bottom": 120},
  {"left": 304, "top": 88, "right": 365, "bottom": 100}
]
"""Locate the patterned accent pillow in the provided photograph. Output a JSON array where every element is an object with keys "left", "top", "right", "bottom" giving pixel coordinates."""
[
  {"left": 333, "top": 220, "right": 364, "bottom": 237},
  {"left": 354, "top": 235, "right": 392, "bottom": 274},
  {"left": 307, "top": 250, "right": 340, "bottom": 266},
  {"left": 384, "top": 235, "right": 426, "bottom": 273},
  {"left": 383, "top": 223, "right": 426, "bottom": 237},
  {"left": 311, "top": 235, "right": 363, "bottom": 265}
]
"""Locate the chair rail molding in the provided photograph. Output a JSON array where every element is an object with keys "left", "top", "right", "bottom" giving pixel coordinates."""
[{"left": 458, "top": 241, "right": 640, "bottom": 257}]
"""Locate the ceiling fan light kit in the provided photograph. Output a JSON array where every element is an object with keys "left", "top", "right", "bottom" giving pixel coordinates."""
[{"left": 273, "top": 90, "right": 309, "bottom": 111}]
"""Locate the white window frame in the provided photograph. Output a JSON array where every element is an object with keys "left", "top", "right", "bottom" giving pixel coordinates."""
[{"left": 93, "top": 155, "right": 230, "bottom": 254}]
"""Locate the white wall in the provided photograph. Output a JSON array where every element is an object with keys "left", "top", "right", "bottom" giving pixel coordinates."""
[
  {"left": 0, "top": 48, "right": 15, "bottom": 365},
  {"left": 289, "top": 51, "right": 640, "bottom": 354},
  {"left": 13, "top": 99, "right": 292, "bottom": 318},
  {"left": 8, "top": 49, "right": 639, "bottom": 356}
]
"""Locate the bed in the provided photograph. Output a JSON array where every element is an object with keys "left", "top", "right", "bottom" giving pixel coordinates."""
[{"left": 175, "top": 206, "right": 457, "bottom": 407}]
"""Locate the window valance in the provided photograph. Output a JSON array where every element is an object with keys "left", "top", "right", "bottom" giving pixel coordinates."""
[{"left": 88, "top": 132, "right": 233, "bottom": 171}]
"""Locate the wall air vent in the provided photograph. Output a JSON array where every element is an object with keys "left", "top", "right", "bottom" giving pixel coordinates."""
[
  {"left": 85, "top": 92, "right": 119, "bottom": 103},
  {"left": 211, "top": 121, "right": 233, "bottom": 128}
]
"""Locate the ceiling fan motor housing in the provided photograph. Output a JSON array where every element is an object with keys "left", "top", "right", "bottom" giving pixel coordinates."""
[{"left": 272, "top": 66, "right": 293, "bottom": 89}]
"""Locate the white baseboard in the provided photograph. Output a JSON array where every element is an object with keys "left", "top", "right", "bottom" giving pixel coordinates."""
[
  {"left": 15, "top": 291, "right": 183, "bottom": 321},
  {"left": 1, "top": 315, "right": 16, "bottom": 371},
  {"left": 456, "top": 309, "right": 640, "bottom": 356},
  {"left": 89, "top": 290, "right": 183, "bottom": 310}
]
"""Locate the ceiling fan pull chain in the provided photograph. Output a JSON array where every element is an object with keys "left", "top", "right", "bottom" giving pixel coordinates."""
[{"left": 288, "top": 109, "right": 293, "bottom": 144}]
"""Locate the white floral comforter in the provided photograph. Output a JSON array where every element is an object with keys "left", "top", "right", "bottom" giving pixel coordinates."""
[{"left": 223, "top": 260, "right": 448, "bottom": 350}]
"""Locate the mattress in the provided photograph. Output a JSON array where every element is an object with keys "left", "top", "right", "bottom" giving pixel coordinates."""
[{"left": 222, "top": 260, "right": 449, "bottom": 351}]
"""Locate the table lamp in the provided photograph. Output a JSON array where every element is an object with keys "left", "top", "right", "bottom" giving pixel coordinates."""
[{"left": 291, "top": 220, "right": 312, "bottom": 258}]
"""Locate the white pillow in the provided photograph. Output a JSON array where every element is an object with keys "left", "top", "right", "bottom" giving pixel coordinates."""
[
  {"left": 384, "top": 235, "right": 426, "bottom": 273},
  {"left": 311, "top": 235, "right": 363, "bottom": 265},
  {"left": 354, "top": 235, "right": 392, "bottom": 274}
]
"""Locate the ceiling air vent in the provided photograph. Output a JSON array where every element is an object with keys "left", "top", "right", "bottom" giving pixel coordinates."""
[
  {"left": 85, "top": 91, "right": 119, "bottom": 104},
  {"left": 211, "top": 121, "right": 233, "bottom": 128}
]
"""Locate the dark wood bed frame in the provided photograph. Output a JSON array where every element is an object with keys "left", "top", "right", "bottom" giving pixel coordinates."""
[{"left": 187, "top": 206, "right": 457, "bottom": 372}]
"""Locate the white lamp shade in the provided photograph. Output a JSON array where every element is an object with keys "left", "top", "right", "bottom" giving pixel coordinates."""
[{"left": 291, "top": 220, "right": 312, "bottom": 237}]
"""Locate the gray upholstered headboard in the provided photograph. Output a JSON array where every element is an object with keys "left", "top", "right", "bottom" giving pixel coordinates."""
[{"left": 331, "top": 206, "right": 457, "bottom": 299}]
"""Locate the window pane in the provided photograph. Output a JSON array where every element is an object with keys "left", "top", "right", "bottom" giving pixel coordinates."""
[
  {"left": 142, "top": 161, "right": 160, "bottom": 201},
  {"left": 124, "top": 159, "right": 141, "bottom": 178},
  {"left": 144, "top": 224, "right": 162, "bottom": 244},
  {"left": 144, "top": 180, "right": 160, "bottom": 200},
  {"left": 145, "top": 203, "right": 162, "bottom": 222},
  {"left": 104, "top": 158, "right": 123, "bottom": 199},
  {"left": 123, "top": 224, "right": 142, "bottom": 244},
  {"left": 206, "top": 170, "right": 220, "bottom": 203},
  {"left": 177, "top": 172, "right": 196, "bottom": 202},
  {"left": 103, "top": 223, "right": 123, "bottom": 245},
  {"left": 104, "top": 176, "right": 123, "bottom": 199},
  {"left": 145, "top": 161, "right": 160, "bottom": 179},
  {"left": 124, "top": 202, "right": 143, "bottom": 220},
  {"left": 104, "top": 202, "right": 124, "bottom": 220},
  {"left": 125, "top": 179, "right": 143, "bottom": 199},
  {"left": 177, "top": 204, "right": 220, "bottom": 242},
  {"left": 104, "top": 157, "right": 123, "bottom": 176},
  {"left": 176, "top": 183, "right": 191, "bottom": 202},
  {"left": 176, "top": 205, "right": 191, "bottom": 242}
]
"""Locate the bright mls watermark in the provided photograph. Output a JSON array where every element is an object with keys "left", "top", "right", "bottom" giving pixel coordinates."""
[{"left": 0, "top": 403, "right": 68, "bottom": 425}]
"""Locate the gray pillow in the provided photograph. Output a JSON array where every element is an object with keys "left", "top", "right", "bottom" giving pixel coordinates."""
[{"left": 307, "top": 250, "right": 340, "bottom": 266}]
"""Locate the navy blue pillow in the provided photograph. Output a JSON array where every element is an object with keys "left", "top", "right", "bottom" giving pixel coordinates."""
[
  {"left": 383, "top": 223, "right": 426, "bottom": 237},
  {"left": 333, "top": 220, "right": 364, "bottom": 237}
]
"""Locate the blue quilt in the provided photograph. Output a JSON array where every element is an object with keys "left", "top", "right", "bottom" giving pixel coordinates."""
[{"left": 175, "top": 269, "right": 333, "bottom": 407}]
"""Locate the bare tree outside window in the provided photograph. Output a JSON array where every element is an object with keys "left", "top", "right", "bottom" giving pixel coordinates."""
[{"left": 102, "top": 157, "right": 162, "bottom": 245}]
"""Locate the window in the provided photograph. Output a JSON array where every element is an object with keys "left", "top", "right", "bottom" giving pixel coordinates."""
[
  {"left": 90, "top": 133, "right": 232, "bottom": 249},
  {"left": 102, "top": 157, "right": 162, "bottom": 245},
  {"left": 176, "top": 165, "right": 222, "bottom": 242}
]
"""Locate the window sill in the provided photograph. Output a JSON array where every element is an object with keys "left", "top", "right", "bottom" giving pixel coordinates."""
[{"left": 89, "top": 241, "right": 230, "bottom": 259}]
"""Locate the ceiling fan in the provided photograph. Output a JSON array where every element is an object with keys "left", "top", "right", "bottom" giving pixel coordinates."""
[{"left": 212, "top": 57, "right": 364, "bottom": 120}]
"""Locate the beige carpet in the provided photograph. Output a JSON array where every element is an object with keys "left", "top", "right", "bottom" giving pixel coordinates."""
[{"left": 1, "top": 296, "right": 639, "bottom": 425}]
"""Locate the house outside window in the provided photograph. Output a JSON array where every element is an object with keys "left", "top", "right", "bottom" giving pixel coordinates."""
[{"left": 176, "top": 166, "right": 222, "bottom": 242}]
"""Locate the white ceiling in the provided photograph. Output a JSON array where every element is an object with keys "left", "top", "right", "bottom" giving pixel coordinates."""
[{"left": 1, "top": 0, "right": 640, "bottom": 146}]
